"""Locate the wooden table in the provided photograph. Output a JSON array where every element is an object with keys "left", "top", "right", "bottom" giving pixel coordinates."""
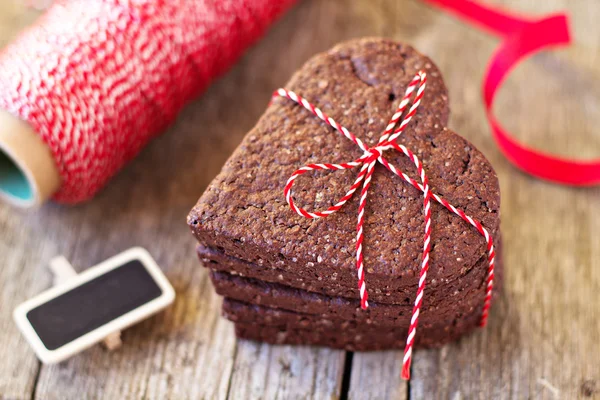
[{"left": 1, "top": 1, "right": 599, "bottom": 399}]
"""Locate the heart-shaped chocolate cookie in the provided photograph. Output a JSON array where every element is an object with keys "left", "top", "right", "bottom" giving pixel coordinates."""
[{"left": 188, "top": 38, "right": 501, "bottom": 357}]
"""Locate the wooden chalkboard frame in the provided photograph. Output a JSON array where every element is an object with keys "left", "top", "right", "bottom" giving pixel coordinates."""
[{"left": 13, "top": 247, "right": 175, "bottom": 364}]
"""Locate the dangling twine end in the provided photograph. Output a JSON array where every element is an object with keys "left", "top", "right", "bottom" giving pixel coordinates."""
[
  {"left": 479, "top": 310, "right": 489, "bottom": 327},
  {"left": 401, "top": 364, "right": 411, "bottom": 380}
]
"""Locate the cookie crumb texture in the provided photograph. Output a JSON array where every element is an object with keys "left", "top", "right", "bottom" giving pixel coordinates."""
[{"left": 188, "top": 37, "right": 502, "bottom": 350}]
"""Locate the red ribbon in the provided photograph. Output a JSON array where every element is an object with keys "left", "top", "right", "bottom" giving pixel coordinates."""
[{"left": 423, "top": 0, "right": 600, "bottom": 185}]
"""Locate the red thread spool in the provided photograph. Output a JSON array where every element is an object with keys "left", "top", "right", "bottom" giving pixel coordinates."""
[{"left": 0, "top": 0, "right": 296, "bottom": 207}]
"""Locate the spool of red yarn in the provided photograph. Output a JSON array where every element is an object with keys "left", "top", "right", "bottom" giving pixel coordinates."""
[{"left": 0, "top": 0, "right": 296, "bottom": 207}]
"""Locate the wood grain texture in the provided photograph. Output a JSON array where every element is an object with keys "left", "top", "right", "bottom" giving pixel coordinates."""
[
  {"left": 349, "top": 352, "right": 407, "bottom": 400},
  {"left": 228, "top": 343, "right": 344, "bottom": 399},
  {"left": 0, "top": 0, "right": 599, "bottom": 399}
]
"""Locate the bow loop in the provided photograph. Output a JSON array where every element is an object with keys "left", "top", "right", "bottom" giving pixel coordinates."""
[{"left": 284, "top": 157, "right": 369, "bottom": 220}]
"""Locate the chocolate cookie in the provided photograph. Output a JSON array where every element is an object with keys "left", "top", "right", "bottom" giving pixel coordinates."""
[
  {"left": 199, "top": 236, "right": 501, "bottom": 305},
  {"left": 211, "top": 243, "right": 502, "bottom": 327},
  {"left": 234, "top": 308, "right": 482, "bottom": 351},
  {"left": 188, "top": 38, "right": 500, "bottom": 301},
  {"left": 223, "top": 298, "right": 482, "bottom": 331}
]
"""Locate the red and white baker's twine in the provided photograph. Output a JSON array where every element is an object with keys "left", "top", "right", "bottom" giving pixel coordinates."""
[
  {"left": 0, "top": 0, "right": 296, "bottom": 203},
  {"left": 276, "top": 71, "right": 496, "bottom": 380}
]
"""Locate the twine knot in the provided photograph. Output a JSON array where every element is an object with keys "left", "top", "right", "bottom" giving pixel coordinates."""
[{"left": 365, "top": 146, "right": 384, "bottom": 160}]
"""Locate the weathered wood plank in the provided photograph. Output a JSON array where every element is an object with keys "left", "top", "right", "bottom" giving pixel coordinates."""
[
  {"left": 407, "top": 0, "right": 600, "bottom": 399},
  {"left": 0, "top": 5, "right": 63, "bottom": 400},
  {"left": 348, "top": 352, "right": 407, "bottom": 400},
  {"left": 1, "top": 0, "right": 600, "bottom": 399},
  {"left": 228, "top": 343, "right": 345, "bottom": 400},
  {"left": 32, "top": 189, "right": 238, "bottom": 399},
  {"left": 0, "top": 204, "right": 88, "bottom": 400}
]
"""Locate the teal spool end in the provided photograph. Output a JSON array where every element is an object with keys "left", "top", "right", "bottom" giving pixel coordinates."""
[
  {"left": 0, "top": 150, "right": 34, "bottom": 203},
  {"left": 0, "top": 110, "right": 60, "bottom": 208}
]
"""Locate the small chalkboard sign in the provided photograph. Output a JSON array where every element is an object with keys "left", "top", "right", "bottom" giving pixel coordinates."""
[{"left": 13, "top": 247, "right": 175, "bottom": 364}]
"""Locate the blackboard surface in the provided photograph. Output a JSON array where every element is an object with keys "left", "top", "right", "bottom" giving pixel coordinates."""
[{"left": 27, "top": 260, "right": 163, "bottom": 350}]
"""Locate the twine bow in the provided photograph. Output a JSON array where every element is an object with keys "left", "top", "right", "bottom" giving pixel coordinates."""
[{"left": 275, "top": 71, "right": 496, "bottom": 380}]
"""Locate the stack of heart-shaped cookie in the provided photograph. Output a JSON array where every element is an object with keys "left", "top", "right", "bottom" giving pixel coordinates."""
[{"left": 188, "top": 38, "right": 502, "bottom": 351}]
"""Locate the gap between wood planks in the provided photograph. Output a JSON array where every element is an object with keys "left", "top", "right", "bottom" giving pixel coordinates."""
[
  {"left": 339, "top": 352, "right": 354, "bottom": 400},
  {"left": 29, "top": 363, "right": 41, "bottom": 400}
]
